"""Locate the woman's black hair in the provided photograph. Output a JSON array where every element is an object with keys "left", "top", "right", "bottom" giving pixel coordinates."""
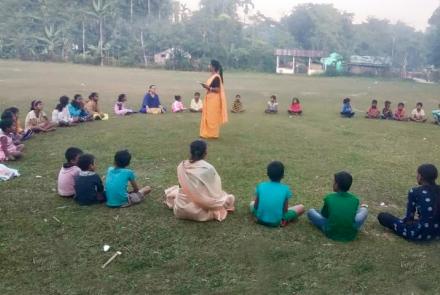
[
  {"left": 418, "top": 164, "right": 440, "bottom": 218},
  {"left": 3, "top": 107, "right": 19, "bottom": 116},
  {"left": 118, "top": 94, "right": 126, "bottom": 102},
  {"left": 71, "top": 95, "right": 82, "bottom": 109},
  {"left": 175, "top": 95, "right": 181, "bottom": 101},
  {"left": 292, "top": 97, "right": 300, "bottom": 103},
  {"left": 211, "top": 59, "right": 223, "bottom": 82},
  {"left": 0, "top": 118, "right": 13, "bottom": 131},
  {"left": 56, "top": 96, "right": 70, "bottom": 112},
  {"left": 1, "top": 110, "right": 14, "bottom": 120},
  {"left": 89, "top": 92, "right": 98, "bottom": 100},
  {"left": 30, "top": 100, "right": 42, "bottom": 111},
  {"left": 190, "top": 140, "right": 207, "bottom": 162},
  {"left": 343, "top": 97, "right": 350, "bottom": 104},
  {"left": 418, "top": 164, "right": 438, "bottom": 185}
]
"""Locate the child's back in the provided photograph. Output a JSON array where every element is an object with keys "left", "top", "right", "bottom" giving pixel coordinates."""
[
  {"left": 74, "top": 154, "right": 105, "bottom": 205},
  {"left": 105, "top": 166, "right": 135, "bottom": 207},
  {"left": 254, "top": 181, "right": 292, "bottom": 226},
  {"left": 74, "top": 170, "right": 105, "bottom": 205},
  {"left": 57, "top": 147, "right": 83, "bottom": 198},
  {"left": 58, "top": 165, "right": 81, "bottom": 197},
  {"left": 321, "top": 191, "right": 360, "bottom": 241},
  {"left": 307, "top": 171, "right": 367, "bottom": 242},
  {"left": 251, "top": 161, "right": 304, "bottom": 227}
]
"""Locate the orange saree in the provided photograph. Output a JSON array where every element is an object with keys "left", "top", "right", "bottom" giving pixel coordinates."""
[{"left": 199, "top": 74, "right": 228, "bottom": 139}]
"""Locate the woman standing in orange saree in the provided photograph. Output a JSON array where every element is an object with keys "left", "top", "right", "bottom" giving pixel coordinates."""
[
  {"left": 200, "top": 60, "right": 228, "bottom": 139},
  {"left": 164, "top": 140, "right": 235, "bottom": 222}
]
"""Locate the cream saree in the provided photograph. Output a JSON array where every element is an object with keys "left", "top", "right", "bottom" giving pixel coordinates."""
[{"left": 164, "top": 160, "right": 235, "bottom": 222}]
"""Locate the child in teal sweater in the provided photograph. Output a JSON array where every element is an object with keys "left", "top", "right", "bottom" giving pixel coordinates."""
[{"left": 250, "top": 161, "right": 305, "bottom": 227}]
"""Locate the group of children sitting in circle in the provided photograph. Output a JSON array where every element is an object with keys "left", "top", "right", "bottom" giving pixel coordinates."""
[
  {"left": 1, "top": 83, "right": 439, "bottom": 243},
  {"left": 341, "top": 97, "right": 440, "bottom": 123},
  {"left": 55, "top": 138, "right": 440, "bottom": 243}
]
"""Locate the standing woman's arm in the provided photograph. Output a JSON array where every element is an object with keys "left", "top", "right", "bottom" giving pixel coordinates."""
[{"left": 208, "top": 77, "right": 221, "bottom": 93}]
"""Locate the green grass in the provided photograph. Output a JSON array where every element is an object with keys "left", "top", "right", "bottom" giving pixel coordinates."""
[{"left": 1, "top": 60, "right": 440, "bottom": 294}]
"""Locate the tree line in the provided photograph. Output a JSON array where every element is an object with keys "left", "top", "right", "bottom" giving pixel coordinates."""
[{"left": 0, "top": 0, "right": 439, "bottom": 72}]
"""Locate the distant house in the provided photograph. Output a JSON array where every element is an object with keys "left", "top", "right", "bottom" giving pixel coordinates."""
[
  {"left": 348, "top": 56, "right": 391, "bottom": 76},
  {"left": 154, "top": 48, "right": 191, "bottom": 65},
  {"left": 274, "top": 49, "right": 325, "bottom": 75}
]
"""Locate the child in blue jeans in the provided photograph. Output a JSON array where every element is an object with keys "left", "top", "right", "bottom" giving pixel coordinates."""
[
  {"left": 307, "top": 171, "right": 368, "bottom": 242},
  {"left": 250, "top": 161, "right": 305, "bottom": 227}
]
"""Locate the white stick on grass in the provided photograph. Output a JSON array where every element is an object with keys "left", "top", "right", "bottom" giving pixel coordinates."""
[{"left": 101, "top": 251, "right": 122, "bottom": 269}]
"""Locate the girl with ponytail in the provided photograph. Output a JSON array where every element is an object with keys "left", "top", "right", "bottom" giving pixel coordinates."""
[
  {"left": 164, "top": 140, "right": 235, "bottom": 222},
  {"left": 378, "top": 164, "right": 440, "bottom": 241},
  {"left": 199, "top": 59, "right": 228, "bottom": 139}
]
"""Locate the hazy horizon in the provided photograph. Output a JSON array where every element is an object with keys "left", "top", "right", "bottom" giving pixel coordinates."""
[{"left": 181, "top": 0, "right": 439, "bottom": 31}]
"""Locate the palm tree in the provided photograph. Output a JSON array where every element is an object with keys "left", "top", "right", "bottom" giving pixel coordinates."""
[
  {"left": 237, "top": 0, "right": 254, "bottom": 24},
  {"left": 87, "top": 0, "right": 113, "bottom": 66},
  {"left": 35, "top": 24, "right": 62, "bottom": 59}
]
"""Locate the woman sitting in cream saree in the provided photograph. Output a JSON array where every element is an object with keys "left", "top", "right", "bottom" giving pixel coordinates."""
[{"left": 165, "top": 140, "right": 235, "bottom": 222}]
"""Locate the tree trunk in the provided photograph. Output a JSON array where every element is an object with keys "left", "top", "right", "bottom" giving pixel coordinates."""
[
  {"left": 130, "top": 0, "right": 133, "bottom": 23},
  {"left": 99, "top": 18, "right": 103, "bottom": 66},
  {"left": 147, "top": 0, "right": 151, "bottom": 17},
  {"left": 82, "top": 20, "right": 86, "bottom": 59},
  {"left": 140, "top": 31, "right": 148, "bottom": 66}
]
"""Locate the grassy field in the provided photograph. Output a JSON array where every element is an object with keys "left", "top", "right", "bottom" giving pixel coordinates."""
[{"left": 1, "top": 60, "right": 440, "bottom": 294}]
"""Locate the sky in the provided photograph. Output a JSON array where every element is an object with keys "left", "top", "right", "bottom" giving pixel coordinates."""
[{"left": 181, "top": 0, "right": 440, "bottom": 31}]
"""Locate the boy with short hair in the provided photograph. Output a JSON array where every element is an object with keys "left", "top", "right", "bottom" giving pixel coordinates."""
[
  {"left": 307, "top": 171, "right": 368, "bottom": 242},
  {"left": 340, "top": 97, "right": 355, "bottom": 118},
  {"left": 57, "top": 147, "right": 83, "bottom": 198},
  {"left": 190, "top": 92, "right": 203, "bottom": 112},
  {"left": 265, "top": 95, "right": 279, "bottom": 114},
  {"left": 250, "top": 161, "right": 305, "bottom": 227},
  {"left": 381, "top": 101, "right": 393, "bottom": 120},
  {"left": 366, "top": 99, "right": 380, "bottom": 119},
  {"left": 105, "top": 150, "right": 151, "bottom": 208},
  {"left": 410, "top": 102, "right": 427, "bottom": 123},
  {"left": 394, "top": 102, "right": 408, "bottom": 121},
  {"left": 74, "top": 154, "right": 106, "bottom": 205}
]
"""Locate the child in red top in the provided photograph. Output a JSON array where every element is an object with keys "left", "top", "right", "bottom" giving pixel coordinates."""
[
  {"left": 366, "top": 99, "right": 380, "bottom": 119},
  {"left": 394, "top": 102, "right": 408, "bottom": 121},
  {"left": 288, "top": 98, "right": 303, "bottom": 116}
]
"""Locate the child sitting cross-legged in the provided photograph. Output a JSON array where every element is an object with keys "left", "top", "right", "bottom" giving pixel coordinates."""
[
  {"left": 340, "top": 97, "right": 355, "bottom": 118},
  {"left": 74, "top": 154, "right": 106, "bottom": 205},
  {"left": 57, "top": 147, "right": 83, "bottom": 198},
  {"left": 378, "top": 164, "right": 440, "bottom": 241},
  {"left": 288, "top": 98, "right": 303, "bottom": 116},
  {"left": 265, "top": 95, "right": 279, "bottom": 114},
  {"left": 365, "top": 99, "right": 381, "bottom": 119},
  {"left": 250, "top": 161, "right": 305, "bottom": 227},
  {"left": 114, "top": 94, "right": 136, "bottom": 116},
  {"left": 307, "top": 171, "right": 368, "bottom": 242},
  {"left": 231, "top": 94, "right": 245, "bottom": 113},
  {"left": 394, "top": 102, "right": 408, "bottom": 121},
  {"left": 0, "top": 118, "right": 24, "bottom": 162},
  {"left": 410, "top": 102, "right": 427, "bottom": 123},
  {"left": 432, "top": 103, "right": 440, "bottom": 125},
  {"left": 381, "top": 100, "right": 393, "bottom": 120},
  {"left": 105, "top": 150, "right": 151, "bottom": 208},
  {"left": 172, "top": 95, "right": 186, "bottom": 113}
]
